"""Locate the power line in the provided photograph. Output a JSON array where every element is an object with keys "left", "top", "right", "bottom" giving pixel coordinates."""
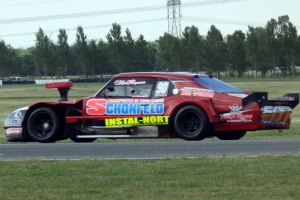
[
  {"left": 0, "top": 0, "right": 252, "bottom": 25},
  {"left": 3, "top": 15, "right": 298, "bottom": 40},
  {"left": 0, "top": 18, "right": 166, "bottom": 38},
  {"left": 0, "top": 0, "right": 75, "bottom": 7}
]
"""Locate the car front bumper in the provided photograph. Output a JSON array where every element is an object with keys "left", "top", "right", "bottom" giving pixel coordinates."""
[{"left": 5, "top": 127, "right": 23, "bottom": 141}]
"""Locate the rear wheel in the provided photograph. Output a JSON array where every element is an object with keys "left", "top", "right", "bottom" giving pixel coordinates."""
[
  {"left": 174, "top": 105, "right": 209, "bottom": 140},
  {"left": 70, "top": 138, "right": 97, "bottom": 143},
  {"left": 216, "top": 131, "right": 247, "bottom": 140},
  {"left": 27, "top": 107, "right": 61, "bottom": 143}
]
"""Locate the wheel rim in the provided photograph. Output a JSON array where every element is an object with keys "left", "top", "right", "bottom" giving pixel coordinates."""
[
  {"left": 178, "top": 110, "right": 201, "bottom": 136},
  {"left": 30, "top": 111, "right": 55, "bottom": 138}
]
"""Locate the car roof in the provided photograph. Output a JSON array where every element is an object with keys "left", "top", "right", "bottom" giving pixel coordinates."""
[{"left": 114, "top": 72, "right": 208, "bottom": 80}]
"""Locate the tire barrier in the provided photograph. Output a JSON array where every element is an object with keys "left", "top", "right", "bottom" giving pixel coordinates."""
[
  {"left": 0, "top": 78, "right": 112, "bottom": 85},
  {"left": 2, "top": 80, "right": 36, "bottom": 85},
  {"left": 69, "top": 78, "right": 111, "bottom": 83}
]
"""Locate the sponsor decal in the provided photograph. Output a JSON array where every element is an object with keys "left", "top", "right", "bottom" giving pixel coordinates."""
[
  {"left": 262, "top": 106, "right": 292, "bottom": 114},
  {"left": 114, "top": 79, "right": 146, "bottom": 85},
  {"left": 261, "top": 117, "right": 288, "bottom": 126},
  {"left": 4, "top": 110, "right": 22, "bottom": 126},
  {"left": 105, "top": 116, "right": 170, "bottom": 127},
  {"left": 5, "top": 128, "right": 23, "bottom": 135},
  {"left": 220, "top": 104, "right": 253, "bottom": 123},
  {"left": 180, "top": 87, "right": 214, "bottom": 98},
  {"left": 86, "top": 99, "right": 164, "bottom": 115},
  {"left": 261, "top": 106, "right": 292, "bottom": 126}
]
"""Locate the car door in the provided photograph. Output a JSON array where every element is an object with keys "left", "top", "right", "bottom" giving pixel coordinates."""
[{"left": 83, "top": 77, "right": 160, "bottom": 128}]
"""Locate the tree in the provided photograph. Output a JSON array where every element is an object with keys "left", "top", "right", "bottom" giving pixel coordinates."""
[
  {"left": 283, "top": 22, "right": 298, "bottom": 76},
  {"left": 34, "top": 28, "right": 52, "bottom": 76},
  {"left": 87, "top": 39, "right": 99, "bottom": 76},
  {"left": 97, "top": 39, "right": 110, "bottom": 74},
  {"left": 245, "top": 26, "right": 269, "bottom": 77},
  {"left": 0, "top": 40, "right": 18, "bottom": 77},
  {"left": 277, "top": 15, "right": 291, "bottom": 76},
  {"left": 123, "top": 28, "right": 135, "bottom": 72},
  {"left": 75, "top": 25, "right": 88, "bottom": 77},
  {"left": 158, "top": 32, "right": 181, "bottom": 71},
  {"left": 182, "top": 26, "right": 203, "bottom": 73},
  {"left": 134, "top": 35, "right": 155, "bottom": 72},
  {"left": 205, "top": 25, "right": 227, "bottom": 77},
  {"left": 226, "top": 30, "right": 247, "bottom": 77},
  {"left": 265, "top": 18, "right": 280, "bottom": 76},
  {"left": 0, "top": 40, "right": 9, "bottom": 77},
  {"left": 106, "top": 23, "right": 124, "bottom": 73},
  {"left": 57, "top": 29, "right": 70, "bottom": 77}
]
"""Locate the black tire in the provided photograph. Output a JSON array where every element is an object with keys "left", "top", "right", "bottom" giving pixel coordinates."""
[
  {"left": 174, "top": 105, "right": 209, "bottom": 140},
  {"left": 27, "top": 107, "right": 61, "bottom": 143},
  {"left": 216, "top": 131, "right": 247, "bottom": 140},
  {"left": 70, "top": 138, "right": 97, "bottom": 143}
]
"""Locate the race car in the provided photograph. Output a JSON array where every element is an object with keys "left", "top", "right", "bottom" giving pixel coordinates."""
[{"left": 4, "top": 72, "right": 299, "bottom": 143}]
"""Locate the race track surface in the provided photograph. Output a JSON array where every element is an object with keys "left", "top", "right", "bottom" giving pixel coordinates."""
[{"left": 1, "top": 139, "right": 300, "bottom": 161}]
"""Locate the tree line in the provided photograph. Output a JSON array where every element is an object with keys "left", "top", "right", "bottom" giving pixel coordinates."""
[{"left": 0, "top": 15, "right": 299, "bottom": 79}]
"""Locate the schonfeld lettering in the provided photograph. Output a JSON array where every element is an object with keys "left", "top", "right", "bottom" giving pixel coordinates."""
[
  {"left": 86, "top": 99, "right": 165, "bottom": 115},
  {"left": 105, "top": 116, "right": 170, "bottom": 127},
  {"left": 106, "top": 103, "right": 164, "bottom": 115}
]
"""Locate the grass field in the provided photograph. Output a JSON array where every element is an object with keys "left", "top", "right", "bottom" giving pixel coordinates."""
[
  {"left": 1, "top": 79, "right": 300, "bottom": 199},
  {"left": 0, "top": 156, "right": 300, "bottom": 200}
]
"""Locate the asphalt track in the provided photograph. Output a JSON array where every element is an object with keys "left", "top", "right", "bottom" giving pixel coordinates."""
[{"left": 0, "top": 139, "right": 300, "bottom": 161}]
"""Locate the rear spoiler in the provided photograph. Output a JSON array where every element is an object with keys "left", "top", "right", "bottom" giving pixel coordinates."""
[
  {"left": 46, "top": 81, "right": 73, "bottom": 102},
  {"left": 268, "top": 93, "right": 299, "bottom": 109},
  {"left": 242, "top": 92, "right": 299, "bottom": 109}
]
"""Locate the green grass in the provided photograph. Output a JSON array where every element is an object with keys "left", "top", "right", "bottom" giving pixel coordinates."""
[
  {"left": 1, "top": 80, "right": 300, "bottom": 199},
  {"left": 1, "top": 80, "right": 300, "bottom": 142},
  {"left": 0, "top": 156, "right": 300, "bottom": 200}
]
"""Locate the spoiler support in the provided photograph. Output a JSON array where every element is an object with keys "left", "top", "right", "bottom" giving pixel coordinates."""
[{"left": 242, "top": 92, "right": 268, "bottom": 108}]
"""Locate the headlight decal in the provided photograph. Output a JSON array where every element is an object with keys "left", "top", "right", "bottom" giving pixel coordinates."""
[{"left": 4, "top": 107, "right": 28, "bottom": 127}]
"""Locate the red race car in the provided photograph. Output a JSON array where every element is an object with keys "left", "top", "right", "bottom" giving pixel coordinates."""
[{"left": 4, "top": 72, "right": 299, "bottom": 143}]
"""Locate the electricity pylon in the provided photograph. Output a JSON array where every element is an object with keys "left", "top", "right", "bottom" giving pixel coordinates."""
[{"left": 167, "top": 0, "right": 181, "bottom": 38}]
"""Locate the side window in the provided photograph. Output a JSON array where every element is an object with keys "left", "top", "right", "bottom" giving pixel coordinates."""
[
  {"left": 154, "top": 79, "right": 176, "bottom": 97},
  {"left": 100, "top": 78, "right": 156, "bottom": 97}
]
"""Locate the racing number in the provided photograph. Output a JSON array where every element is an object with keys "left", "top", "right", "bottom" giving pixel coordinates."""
[{"left": 155, "top": 81, "right": 169, "bottom": 97}]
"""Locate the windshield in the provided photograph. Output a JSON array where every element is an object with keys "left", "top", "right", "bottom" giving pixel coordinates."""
[{"left": 193, "top": 76, "right": 244, "bottom": 93}]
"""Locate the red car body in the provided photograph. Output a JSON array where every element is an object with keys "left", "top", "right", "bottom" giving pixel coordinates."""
[{"left": 4, "top": 72, "right": 299, "bottom": 143}]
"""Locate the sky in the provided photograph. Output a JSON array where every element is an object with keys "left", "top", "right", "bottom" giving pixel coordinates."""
[{"left": 0, "top": 0, "right": 299, "bottom": 48}]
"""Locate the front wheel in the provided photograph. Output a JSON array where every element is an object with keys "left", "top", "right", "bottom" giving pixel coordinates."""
[
  {"left": 174, "top": 105, "right": 209, "bottom": 140},
  {"left": 27, "top": 107, "right": 61, "bottom": 143},
  {"left": 216, "top": 131, "right": 247, "bottom": 140}
]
